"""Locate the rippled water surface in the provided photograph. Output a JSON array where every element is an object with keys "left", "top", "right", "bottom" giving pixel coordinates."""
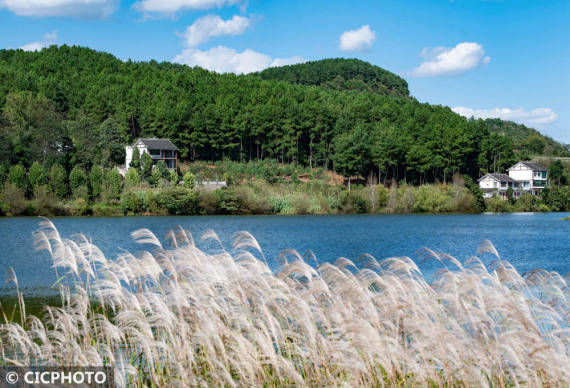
[{"left": 0, "top": 213, "right": 568, "bottom": 297}]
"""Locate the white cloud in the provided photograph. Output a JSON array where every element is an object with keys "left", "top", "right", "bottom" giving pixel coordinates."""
[
  {"left": 134, "top": 0, "right": 241, "bottom": 15},
  {"left": 174, "top": 45, "right": 304, "bottom": 74},
  {"left": 20, "top": 31, "right": 58, "bottom": 51},
  {"left": 452, "top": 106, "right": 559, "bottom": 127},
  {"left": 410, "top": 42, "right": 491, "bottom": 77},
  {"left": 182, "top": 14, "right": 251, "bottom": 47},
  {"left": 339, "top": 25, "right": 376, "bottom": 51},
  {"left": 0, "top": 0, "right": 118, "bottom": 18}
]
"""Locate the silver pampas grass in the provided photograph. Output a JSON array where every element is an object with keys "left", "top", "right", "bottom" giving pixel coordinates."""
[{"left": 1, "top": 219, "right": 568, "bottom": 387}]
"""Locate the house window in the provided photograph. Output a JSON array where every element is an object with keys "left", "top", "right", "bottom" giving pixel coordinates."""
[
  {"left": 501, "top": 182, "right": 506, "bottom": 187},
  {"left": 149, "top": 149, "right": 161, "bottom": 156},
  {"left": 493, "top": 182, "right": 498, "bottom": 187}
]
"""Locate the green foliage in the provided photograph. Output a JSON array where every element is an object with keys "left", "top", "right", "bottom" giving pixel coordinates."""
[
  {"left": 157, "top": 187, "right": 198, "bottom": 215},
  {"left": 485, "top": 196, "right": 510, "bottom": 213},
  {"left": 104, "top": 169, "right": 123, "bottom": 201},
  {"left": 152, "top": 160, "right": 168, "bottom": 187},
  {"left": 121, "top": 190, "right": 143, "bottom": 214},
  {"left": 130, "top": 148, "right": 141, "bottom": 169},
  {"left": 515, "top": 194, "right": 539, "bottom": 212},
  {"left": 0, "top": 46, "right": 556, "bottom": 185},
  {"left": 413, "top": 185, "right": 449, "bottom": 213},
  {"left": 49, "top": 163, "right": 68, "bottom": 199},
  {"left": 69, "top": 165, "right": 88, "bottom": 197},
  {"left": 548, "top": 160, "right": 566, "bottom": 185},
  {"left": 1, "top": 183, "right": 27, "bottom": 215},
  {"left": 183, "top": 172, "right": 195, "bottom": 189},
  {"left": 8, "top": 163, "right": 27, "bottom": 191},
  {"left": 28, "top": 161, "right": 47, "bottom": 195},
  {"left": 89, "top": 166, "right": 104, "bottom": 200},
  {"left": 256, "top": 58, "right": 410, "bottom": 97},
  {"left": 215, "top": 187, "right": 240, "bottom": 214},
  {"left": 169, "top": 169, "right": 179, "bottom": 185},
  {"left": 125, "top": 167, "right": 140, "bottom": 187},
  {"left": 141, "top": 152, "right": 153, "bottom": 182},
  {"left": 0, "top": 164, "right": 7, "bottom": 189},
  {"left": 506, "top": 187, "right": 515, "bottom": 205},
  {"left": 543, "top": 186, "right": 570, "bottom": 211},
  {"left": 464, "top": 175, "right": 486, "bottom": 213},
  {"left": 70, "top": 198, "right": 91, "bottom": 216}
]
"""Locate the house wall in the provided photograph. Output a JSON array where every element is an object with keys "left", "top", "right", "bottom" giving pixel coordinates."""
[
  {"left": 479, "top": 177, "right": 499, "bottom": 189},
  {"left": 508, "top": 164, "right": 532, "bottom": 181}
]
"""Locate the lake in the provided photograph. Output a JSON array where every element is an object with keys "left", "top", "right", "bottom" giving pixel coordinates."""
[{"left": 0, "top": 213, "right": 569, "bottom": 297}]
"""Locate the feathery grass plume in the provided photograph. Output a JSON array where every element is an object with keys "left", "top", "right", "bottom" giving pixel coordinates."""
[{"left": 0, "top": 220, "right": 568, "bottom": 387}]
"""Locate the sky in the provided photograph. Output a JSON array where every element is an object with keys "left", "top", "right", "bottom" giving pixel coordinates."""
[{"left": 0, "top": 0, "right": 568, "bottom": 143}]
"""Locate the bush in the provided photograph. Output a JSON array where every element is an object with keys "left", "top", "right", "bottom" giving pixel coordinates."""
[
  {"left": 183, "top": 172, "right": 195, "bottom": 189},
  {"left": 413, "top": 185, "right": 448, "bottom": 213},
  {"left": 121, "top": 190, "right": 144, "bottom": 214},
  {"left": 1, "top": 183, "right": 27, "bottom": 215},
  {"left": 158, "top": 187, "right": 199, "bottom": 215},
  {"left": 91, "top": 202, "right": 122, "bottom": 216},
  {"left": 169, "top": 170, "right": 179, "bottom": 185},
  {"left": 543, "top": 186, "right": 570, "bottom": 211},
  {"left": 125, "top": 167, "right": 140, "bottom": 187},
  {"left": 198, "top": 189, "right": 217, "bottom": 215},
  {"left": 70, "top": 198, "right": 91, "bottom": 216},
  {"left": 269, "top": 195, "right": 294, "bottom": 214},
  {"left": 485, "top": 196, "right": 510, "bottom": 212},
  {"left": 215, "top": 187, "right": 240, "bottom": 214},
  {"left": 104, "top": 169, "right": 123, "bottom": 202},
  {"left": 28, "top": 162, "right": 47, "bottom": 195},
  {"left": 69, "top": 166, "right": 88, "bottom": 197},
  {"left": 49, "top": 163, "right": 68, "bottom": 200},
  {"left": 234, "top": 186, "right": 271, "bottom": 214},
  {"left": 8, "top": 163, "right": 27, "bottom": 191},
  {"left": 515, "top": 194, "right": 538, "bottom": 212},
  {"left": 34, "top": 185, "right": 63, "bottom": 216},
  {"left": 89, "top": 166, "right": 104, "bottom": 200}
]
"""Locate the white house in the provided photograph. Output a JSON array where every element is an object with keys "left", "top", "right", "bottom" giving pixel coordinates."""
[
  {"left": 125, "top": 138, "right": 178, "bottom": 170},
  {"left": 478, "top": 161, "right": 548, "bottom": 199}
]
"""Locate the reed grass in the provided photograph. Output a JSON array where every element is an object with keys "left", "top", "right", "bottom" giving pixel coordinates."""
[{"left": 1, "top": 220, "right": 568, "bottom": 387}]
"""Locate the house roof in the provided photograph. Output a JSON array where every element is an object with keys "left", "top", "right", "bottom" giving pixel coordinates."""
[
  {"left": 507, "top": 161, "right": 547, "bottom": 172},
  {"left": 478, "top": 173, "right": 516, "bottom": 182},
  {"left": 135, "top": 138, "right": 177, "bottom": 150}
]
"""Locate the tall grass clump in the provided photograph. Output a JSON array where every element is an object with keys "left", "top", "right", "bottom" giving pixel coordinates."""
[{"left": 0, "top": 220, "right": 568, "bottom": 386}]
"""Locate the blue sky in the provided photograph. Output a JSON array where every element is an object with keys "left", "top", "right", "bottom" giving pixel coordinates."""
[{"left": 1, "top": 0, "right": 568, "bottom": 142}]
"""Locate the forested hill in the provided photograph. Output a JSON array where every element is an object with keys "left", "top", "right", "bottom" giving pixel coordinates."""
[
  {"left": 484, "top": 118, "right": 569, "bottom": 155},
  {"left": 255, "top": 58, "right": 410, "bottom": 98},
  {"left": 0, "top": 45, "right": 565, "bottom": 186}
]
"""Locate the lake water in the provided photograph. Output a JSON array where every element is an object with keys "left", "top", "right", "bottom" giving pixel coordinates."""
[{"left": 0, "top": 213, "right": 569, "bottom": 297}]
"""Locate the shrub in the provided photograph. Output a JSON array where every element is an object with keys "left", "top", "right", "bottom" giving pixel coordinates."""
[
  {"left": 413, "top": 185, "right": 448, "bottom": 213},
  {"left": 28, "top": 162, "right": 47, "bottom": 195},
  {"left": 104, "top": 169, "right": 123, "bottom": 202},
  {"left": 269, "top": 195, "right": 293, "bottom": 214},
  {"left": 70, "top": 198, "right": 91, "bottom": 216},
  {"left": 8, "top": 163, "right": 27, "bottom": 191},
  {"left": 183, "top": 172, "right": 195, "bottom": 189},
  {"left": 141, "top": 152, "right": 153, "bottom": 182},
  {"left": 515, "top": 194, "right": 538, "bottom": 212},
  {"left": 158, "top": 187, "right": 199, "bottom": 215},
  {"left": 0, "top": 164, "right": 7, "bottom": 189},
  {"left": 198, "top": 189, "right": 217, "bottom": 215},
  {"left": 234, "top": 186, "right": 271, "bottom": 214},
  {"left": 169, "top": 170, "right": 179, "bottom": 185},
  {"left": 143, "top": 190, "right": 165, "bottom": 214},
  {"left": 49, "top": 163, "right": 68, "bottom": 200},
  {"left": 89, "top": 166, "right": 104, "bottom": 200},
  {"left": 376, "top": 185, "right": 388, "bottom": 208},
  {"left": 291, "top": 193, "right": 312, "bottom": 214},
  {"left": 543, "top": 186, "right": 570, "bottom": 211},
  {"left": 1, "top": 183, "right": 27, "bottom": 215},
  {"left": 69, "top": 166, "right": 88, "bottom": 197},
  {"left": 34, "top": 185, "right": 63, "bottom": 216},
  {"left": 91, "top": 202, "right": 122, "bottom": 216},
  {"left": 215, "top": 187, "right": 240, "bottom": 214},
  {"left": 125, "top": 167, "right": 140, "bottom": 187},
  {"left": 121, "top": 190, "right": 143, "bottom": 214},
  {"left": 485, "top": 196, "right": 510, "bottom": 212}
]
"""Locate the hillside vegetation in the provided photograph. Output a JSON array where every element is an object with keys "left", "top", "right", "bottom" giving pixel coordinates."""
[
  {"left": 255, "top": 58, "right": 410, "bottom": 97},
  {"left": 0, "top": 45, "right": 567, "bottom": 189}
]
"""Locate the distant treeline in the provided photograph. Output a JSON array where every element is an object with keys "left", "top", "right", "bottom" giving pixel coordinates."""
[{"left": 0, "top": 46, "right": 568, "bottom": 186}]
